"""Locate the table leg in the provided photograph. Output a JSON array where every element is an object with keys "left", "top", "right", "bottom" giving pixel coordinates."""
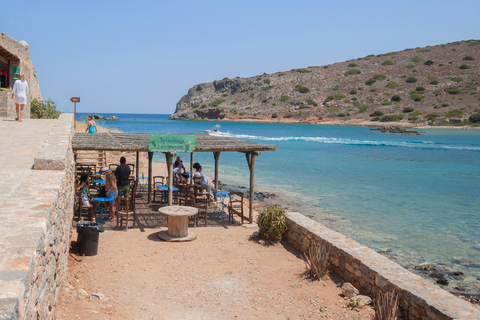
[{"left": 167, "top": 216, "right": 189, "bottom": 237}]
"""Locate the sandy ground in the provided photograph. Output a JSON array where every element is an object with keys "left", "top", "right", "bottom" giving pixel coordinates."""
[{"left": 57, "top": 150, "right": 375, "bottom": 319}]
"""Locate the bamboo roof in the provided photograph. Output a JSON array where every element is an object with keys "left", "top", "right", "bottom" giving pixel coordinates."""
[{"left": 72, "top": 133, "right": 277, "bottom": 153}]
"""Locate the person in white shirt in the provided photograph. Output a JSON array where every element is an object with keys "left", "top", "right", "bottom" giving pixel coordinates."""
[
  {"left": 193, "top": 162, "right": 213, "bottom": 193},
  {"left": 11, "top": 74, "right": 29, "bottom": 122}
]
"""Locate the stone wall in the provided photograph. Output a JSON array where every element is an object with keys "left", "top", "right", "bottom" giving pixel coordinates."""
[
  {"left": 286, "top": 212, "right": 480, "bottom": 320},
  {"left": 0, "top": 114, "right": 75, "bottom": 319}
]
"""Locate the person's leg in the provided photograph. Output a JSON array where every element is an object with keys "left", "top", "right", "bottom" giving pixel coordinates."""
[
  {"left": 15, "top": 103, "right": 19, "bottom": 120},
  {"left": 19, "top": 104, "right": 25, "bottom": 121}
]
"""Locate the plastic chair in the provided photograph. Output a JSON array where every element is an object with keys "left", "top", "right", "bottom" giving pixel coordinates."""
[{"left": 115, "top": 197, "right": 136, "bottom": 231}]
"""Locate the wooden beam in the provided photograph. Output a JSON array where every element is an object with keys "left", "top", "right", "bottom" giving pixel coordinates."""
[
  {"left": 245, "top": 152, "right": 256, "bottom": 223},
  {"left": 165, "top": 152, "right": 174, "bottom": 206},
  {"left": 147, "top": 152, "right": 153, "bottom": 203},
  {"left": 213, "top": 151, "right": 221, "bottom": 190},
  {"left": 135, "top": 152, "right": 139, "bottom": 178}
]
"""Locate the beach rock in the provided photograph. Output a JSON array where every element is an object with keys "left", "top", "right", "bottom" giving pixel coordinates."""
[
  {"left": 104, "top": 116, "right": 119, "bottom": 121},
  {"left": 357, "top": 295, "right": 372, "bottom": 306},
  {"left": 341, "top": 282, "right": 359, "bottom": 299},
  {"left": 415, "top": 262, "right": 433, "bottom": 271},
  {"left": 94, "top": 114, "right": 103, "bottom": 119},
  {"left": 429, "top": 271, "right": 445, "bottom": 279}
]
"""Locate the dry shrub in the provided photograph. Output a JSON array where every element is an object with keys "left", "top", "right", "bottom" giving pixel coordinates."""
[
  {"left": 304, "top": 240, "right": 330, "bottom": 280},
  {"left": 373, "top": 290, "right": 400, "bottom": 320}
]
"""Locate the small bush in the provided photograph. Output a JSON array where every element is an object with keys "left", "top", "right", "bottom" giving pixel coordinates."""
[
  {"left": 430, "top": 80, "right": 439, "bottom": 85},
  {"left": 210, "top": 99, "right": 226, "bottom": 107},
  {"left": 191, "top": 104, "right": 199, "bottom": 109},
  {"left": 406, "top": 64, "right": 416, "bottom": 69},
  {"left": 304, "top": 241, "right": 330, "bottom": 281},
  {"left": 294, "top": 68, "right": 311, "bottom": 73},
  {"left": 415, "top": 86, "right": 425, "bottom": 92},
  {"left": 373, "top": 74, "right": 387, "bottom": 80},
  {"left": 410, "top": 56, "right": 423, "bottom": 62},
  {"left": 445, "top": 109, "right": 463, "bottom": 117},
  {"left": 358, "top": 105, "right": 370, "bottom": 113},
  {"left": 284, "top": 114, "right": 293, "bottom": 118},
  {"left": 469, "top": 113, "right": 480, "bottom": 123},
  {"left": 294, "top": 85, "right": 310, "bottom": 93},
  {"left": 370, "top": 111, "right": 384, "bottom": 117},
  {"left": 403, "top": 107, "right": 414, "bottom": 113},
  {"left": 405, "top": 76, "right": 418, "bottom": 83},
  {"left": 463, "top": 56, "right": 475, "bottom": 61},
  {"left": 30, "top": 99, "right": 61, "bottom": 119},
  {"left": 410, "top": 93, "right": 425, "bottom": 101},
  {"left": 323, "top": 96, "right": 334, "bottom": 105},
  {"left": 424, "top": 60, "right": 435, "bottom": 65},
  {"left": 427, "top": 75, "right": 437, "bottom": 80},
  {"left": 417, "top": 49, "right": 431, "bottom": 53},
  {"left": 382, "top": 100, "right": 392, "bottom": 106},
  {"left": 445, "top": 87, "right": 461, "bottom": 94},
  {"left": 365, "top": 78, "right": 376, "bottom": 85},
  {"left": 344, "top": 69, "right": 361, "bottom": 76},
  {"left": 426, "top": 113, "right": 440, "bottom": 121},
  {"left": 451, "top": 77, "right": 463, "bottom": 83},
  {"left": 373, "top": 291, "right": 399, "bottom": 320},
  {"left": 279, "top": 95, "right": 291, "bottom": 102},
  {"left": 385, "top": 81, "right": 399, "bottom": 89},
  {"left": 332, "top": 85, "right": 339, "bottom": 91},
  {"left": 271, "top": 113, "right": 278, "bottom": 118},
  {"left": 391, "top": 94, "right": 402, "bottom": 102},
  {"left": 459, "top": 64, "right": 470, "bottom": 69},
  {"left": 263, "top": 79, "right": 271, "bottom": 85},
  {"left": 200, "top": 105, "right": 207, "bottom": 109},
  {"left": 334, "top": 93, "right": 346, "bottom": 100},
  {"left": 347, "top": 63, "right": 358, "bottom": 67},
  {"left": 231, "top": 108, "right": 237, "bottom": 114},
  {"left": 349, "top": 88, "right": 357, "bottom": 94},
  {"left": 306, "top": 99, "right": 318, "bottom": 106},
  {"left": 433, "top": 90, "right": 441, "bottom": 96},
  {"left": 382, "top": 60, "right": 395, "bottom": 65},
  {"left": 381, "top": 115, "right": 403, "bottom": 122}
]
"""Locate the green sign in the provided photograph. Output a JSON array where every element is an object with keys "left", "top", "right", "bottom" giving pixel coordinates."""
[{"left": 148, "top": 134, "right": 196, "bottom": 152}]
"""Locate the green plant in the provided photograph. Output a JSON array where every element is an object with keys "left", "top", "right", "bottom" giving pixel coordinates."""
[
  {"left": 410, "top": 56, "right": 423, "bottom": 62},
  {"left": 445, "top": 109, "right": 463, "bottom": 118},
  {"left": 445, "top": 87, "right": 461, "bottom": 94},
  {"left": 463, "top": 56, "right": 475, "bottom": 61},
  {"left": 346, "top": 298, "right": 360, "bottom": 308},
  {"left": 385, "top": 81, "right": 399, "bottom": 89},
  {"left": 304, "top": 241, "right": 330, "bottom": 280},
  {"left": 334, "top": 93, "right": 346, "bottom": 100},
  {"left": 284, "top": 114, "right": 293, "bottom": 118},
  {"left": 347, "top": 63, "right": 358, "bottom": 67},
  {"left": 200, "top": 104, "right": 207, "bottom": 109},
  {"left": 262, "top": 86, "right": 274, "bottom": 91},
  {"left": 469, "top": 113, "right": 480, "bottom": 123},
  {"left": 426, "top": 113, "right": 439, "bottom": 121},
  {"left": 451, "top": 77, "right": 463, "bottom": 82},
  {"left": 30, "top": 99, "right": 61, "bottom": 119},
  {"left": 370, "top": 111, "right": 384, "bottom": 117},
  {"left": 382, "top": 100, "right": 392, "bottom": 106},
  {"left": 294, "top": 85, "right": 310, "bottom": 93},
  {"left": 358, "top": 105, "right": 370, "bottom": 113},
  {"left": 231, "top": 108, "right": 237, "bottom": 114},
  {"left": 271, "top": 113, "right": 278, "bottom": 118},
  {"left": 373, "top": 74, "right": 386, "bottom": 80},
  {"left": 323, "top": 96, "right": 334, "bottom": 105},
  {"left": 293, "top": 68, "right": 311, "bottom": 73},
  {"left": 380, "top": 115, "right": 403, "bottom": 122},
  {"left": 191, "top": 104, "right": 199, "bottom": 109},
  {"left": 424, "top": 60, "right": 434, "bottom": 65},
  {"left": 365, "top": 78, "right": 376, "bottom": 85},
  {"left": 410, "top": 93, "right": 424, "bottom": 101},
  {"left": 350, "top": 88, "right": 357, "bottom": 95},
  {"left": 344, "top": 69, "right": 361, "bottom": 76},
  {"left": 373, "top": 291, "right": 399, "bottom": 320},
  {"left": 417, "top": 49, "right": 431, "bottom": 53},
  {"left": 391, "top": 95, "right": 401, "bottom": 102},
  {"left": 263, "top": 79, "right": 271, "bottom": 85},
  {"left": 406, "top": 64, "right": 416, "bottom": 69},
  {"left": 405, "top": 76, "right": 418, "bottom": 83},
  {"left": 382, "top": 60, "right": 395, "bottom": 65},
  {"left": 430, "top": 80, "right": 439, "bottom": 85},
  {"left": 279, "top": 95, "right": 291, "bottom": 102},
  {"left": 306, "top": 99, "right": 318, "bottom": 106},
  {"left": 459, "top": 64, "right": 470, "bottom": 69},
  {"left": 210, "top": 99, "right": 226, "bottom": 107},
  {"left": 403, "top": 107, "right": 414, "bottom": 113},
  {"left": 332, "top": 85, "right": 340, "bottom": 91},
  {"left": 415, "top": 86, "right": 425, "bottom": 93}
]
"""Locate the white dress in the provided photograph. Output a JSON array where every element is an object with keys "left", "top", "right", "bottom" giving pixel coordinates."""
[{"left": 12, "top": 80, "right": 29, "bottom": 104}]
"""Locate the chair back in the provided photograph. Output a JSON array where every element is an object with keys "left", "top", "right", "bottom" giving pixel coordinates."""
[
  {"left": 153, "top": 175, "right": 165, "bottom": 187},
  {"left": 108, "top": 163, "right": 119, "bottom": 171},
  {"left": 115, "top": 197, "right": 129, "bottom": 212}
]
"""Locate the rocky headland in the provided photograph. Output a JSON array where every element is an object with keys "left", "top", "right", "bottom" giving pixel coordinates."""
[{"left": 170, "top": 40, "right": 480, "bottom": 128}]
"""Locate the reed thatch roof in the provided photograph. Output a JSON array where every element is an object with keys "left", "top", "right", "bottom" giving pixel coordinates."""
[{"left": 72, "top": 133, "right": 277, "bottom": 153}]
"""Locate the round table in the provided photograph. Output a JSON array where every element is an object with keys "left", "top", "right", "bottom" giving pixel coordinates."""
[{"left": 158, "top": 205, "right": 198, "bottom": 242}]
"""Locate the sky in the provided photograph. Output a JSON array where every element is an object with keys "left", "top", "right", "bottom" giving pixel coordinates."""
[{"left": 3, "top": 0, "right": 480, "bottom": 115}]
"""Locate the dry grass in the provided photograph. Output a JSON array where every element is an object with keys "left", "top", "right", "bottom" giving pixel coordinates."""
[
  {"left": 75, "top": 120, "right": 121, "bottom": 133},
  {"left": 373, "top": 290, "right": 400, "bottom": 320}
]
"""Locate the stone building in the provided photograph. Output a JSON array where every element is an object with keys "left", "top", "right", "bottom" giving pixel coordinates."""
[{"left": 0, "top": 32, "right": 42, "bottom": 119}]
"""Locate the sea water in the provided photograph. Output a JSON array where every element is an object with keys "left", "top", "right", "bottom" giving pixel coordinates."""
[{"left": 78, "top": 113, "right": 480, "bottom": 293}]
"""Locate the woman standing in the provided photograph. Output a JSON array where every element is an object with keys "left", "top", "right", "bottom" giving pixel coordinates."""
[
  {"left": 104, "top": 168, "right": 118, "bottom": 219},
  {"left": 11, "top": 74, "right": 29, "bottom": 122},
  {"left": 85, "top": 115, "right": 97, "bottom": 133}
]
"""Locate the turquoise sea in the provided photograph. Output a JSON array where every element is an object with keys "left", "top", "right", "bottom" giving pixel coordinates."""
[{"left": 78, "top": 113, "right": 480, "bottom": 294}]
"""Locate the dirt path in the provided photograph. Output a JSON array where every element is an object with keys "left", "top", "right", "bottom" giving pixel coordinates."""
[{"left": 58, "top": 150, "right": 374, "bottom": 319}]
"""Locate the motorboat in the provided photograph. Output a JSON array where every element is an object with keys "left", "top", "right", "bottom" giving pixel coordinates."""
[{"left": 204, "top": 125, "right": 230, "bottom": 136}]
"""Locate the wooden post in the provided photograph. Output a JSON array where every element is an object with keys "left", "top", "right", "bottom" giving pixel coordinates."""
[
  {"left": 190, "top": 153, "right": 194, "bottom": 174},
  {"left": 213, "top": 151, "right": 221, "bottom": 190},
  {"left": 147, "top": 152, "right": 153, "bottom": 203},
  {"left": 135, "top": 152, "right": 140, "bottom": 178},
  {"left": 165, "top": 152, "right": 174, "bottom": 206},
  {"left": 245, "top": 152, "right": 256, "bottom": 223}
]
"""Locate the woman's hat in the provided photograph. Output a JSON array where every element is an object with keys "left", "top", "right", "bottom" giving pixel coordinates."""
[{"left": 100, "top": 167, "right": 109, "bottom": 173}]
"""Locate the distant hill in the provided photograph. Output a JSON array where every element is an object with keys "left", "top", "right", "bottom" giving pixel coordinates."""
[{"left": 170, "top": 40, "right": 480, "bottom": 126}]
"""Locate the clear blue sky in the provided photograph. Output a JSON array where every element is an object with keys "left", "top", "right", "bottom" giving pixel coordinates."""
[{"left": 3, "top": 0, "right": 479, "bottom": 115}]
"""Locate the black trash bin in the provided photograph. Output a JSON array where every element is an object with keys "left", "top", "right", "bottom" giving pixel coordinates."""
[{"left": 76, "top": 222, "right": 104, "bottom": 256}]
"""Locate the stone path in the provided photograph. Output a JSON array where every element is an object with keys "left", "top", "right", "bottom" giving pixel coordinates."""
[{"left": 0, "top": 118, "right": 56, "bottom": 206}]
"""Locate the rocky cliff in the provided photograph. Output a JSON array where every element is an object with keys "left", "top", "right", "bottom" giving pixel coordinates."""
[{"left": 170, "top": 40, "right": 480, "bottom": 126}]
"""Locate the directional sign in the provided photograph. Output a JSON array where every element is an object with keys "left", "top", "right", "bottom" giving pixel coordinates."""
[
  {"left": 148, "top": 134, "right": 195, "bottom": 152},
  {"left": 70, "top": 97, "right": 80, "bottom": 102}
]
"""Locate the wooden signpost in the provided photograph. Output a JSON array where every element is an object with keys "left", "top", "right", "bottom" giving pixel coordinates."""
[{"left": 70, "top": 97, "right": 80, "bottom": 129}]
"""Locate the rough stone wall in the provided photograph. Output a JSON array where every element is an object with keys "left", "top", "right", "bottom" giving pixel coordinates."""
[
  {"left": 286, "top": 212, "right": 480, "bottom": 320},
  {"left": 0, "top": 33, "right": 42, "bottom": 119},
  {"left": 0, "top": 114, "right": 75, "bottom": 319}
]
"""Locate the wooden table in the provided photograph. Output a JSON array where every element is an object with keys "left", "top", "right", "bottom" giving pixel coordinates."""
[{"left": 158, "top": 205, "right": 198, "bottom": 242}]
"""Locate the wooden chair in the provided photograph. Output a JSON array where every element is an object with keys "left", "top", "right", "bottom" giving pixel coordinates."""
[
  {"left": 192, "top": 185, "right": 208, "bottom": 226},
  {"left": 108, "top": 163, "right": 119, "bottom": 171},
  {"left": 152, "top": 176, "right": 166, "bottom": 202},
  {"left": 228, "top": 191, "right": 244, "bottom": 224},
  {"left": 115, "top": 197, "right": 136, "bottom": 231},
  {"left": 129, "top": 179, "right": 138, "bottom": 211}
]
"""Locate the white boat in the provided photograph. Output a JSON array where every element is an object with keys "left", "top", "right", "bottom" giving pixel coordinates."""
[{"left": 204, "top": 125, "right": 230, "bottom": 136}]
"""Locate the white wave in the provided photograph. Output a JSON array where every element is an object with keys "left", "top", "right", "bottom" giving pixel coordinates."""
[{"left": 229, "top": 134, "right": 480, "bottom": 151}]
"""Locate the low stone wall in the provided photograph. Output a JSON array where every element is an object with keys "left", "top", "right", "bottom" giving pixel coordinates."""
[
  {"left": 286, "top": 212, "right": 480, "bottom": 320},
  {"left": 0, "top": 114, "right": 75, "bottom": 319}
]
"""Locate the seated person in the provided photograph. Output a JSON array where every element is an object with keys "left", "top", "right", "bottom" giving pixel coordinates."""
[
  {"left": 192, "top": 162, "right": 214, "bottom": 193},
  {"left": 77, "top": 173, "right": 92, "bottom": 207},
  {"left": 174, "top": 157, "right": 189, "bottom": 181}
]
